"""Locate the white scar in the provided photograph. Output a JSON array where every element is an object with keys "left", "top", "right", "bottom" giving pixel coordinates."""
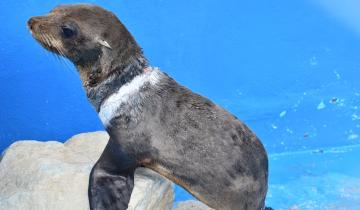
[{"left": 98, "top": 68, "right": 162, "bottom": 126}]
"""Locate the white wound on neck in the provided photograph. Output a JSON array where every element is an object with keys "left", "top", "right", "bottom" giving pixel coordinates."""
[{"left": 98, "top": 68, "right": 162, "bottom": 126}]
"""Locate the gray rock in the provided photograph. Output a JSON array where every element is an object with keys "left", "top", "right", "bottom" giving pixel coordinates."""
[
  {"left": 175, "top": 200, "right": 213, "bottom": 210},
  {"left": 0, "top": 131, "right": 173, "bottom": 210}
]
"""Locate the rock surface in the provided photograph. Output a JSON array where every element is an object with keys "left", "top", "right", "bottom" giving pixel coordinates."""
[
  {"left": 0, "top": 131, "right": 173, "bottom": 210},
  {"left": 175, "top": 200, "right": 213, "bottom": 210}
]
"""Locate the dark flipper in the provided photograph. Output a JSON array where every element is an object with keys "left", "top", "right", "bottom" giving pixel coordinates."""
[{"left": 88, "top": 139, "right": 137, "bottom": 210}]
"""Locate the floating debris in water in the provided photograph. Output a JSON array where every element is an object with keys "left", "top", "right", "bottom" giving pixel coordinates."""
[
  {"left": 329, "top": 97, "right": 338, "bottom": 104},
  {"left": 317, "top": 101, "right": 326, "bottom": 110},
  {"left": 279, "top": 110, "right": 287, "bottom": 118},
  {"left": 312, "top": 149, "right": 324, "bottom": 154},
  {"left": 328, "top": 97, "right": 345, "bottom": 106},
  {"left": 271, "top": 124, "right": 278, "bottom": 129},
  {"left": 304, "top": 133, "right": 309, "bottom": 138}
]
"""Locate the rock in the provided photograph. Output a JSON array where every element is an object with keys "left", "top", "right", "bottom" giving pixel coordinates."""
[
  {"left": 175, "top": 200, "right": 213, "bottom": 210},
  {"left": 0, "top": 131, "right": 173, "bottom": 210}
]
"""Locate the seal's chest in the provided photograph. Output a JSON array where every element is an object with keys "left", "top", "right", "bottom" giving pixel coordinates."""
[{"left": 98, "top": 69, "right": 163, "bottom": 126}]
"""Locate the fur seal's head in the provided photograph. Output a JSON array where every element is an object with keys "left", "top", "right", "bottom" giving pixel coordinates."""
[{"left": 28, "top": 4, "right": 146, "bottom": 86}]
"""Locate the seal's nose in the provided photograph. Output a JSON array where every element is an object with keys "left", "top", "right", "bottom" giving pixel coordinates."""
[{"left": 27, "top": 17, "right": 39, "bottom": 31}]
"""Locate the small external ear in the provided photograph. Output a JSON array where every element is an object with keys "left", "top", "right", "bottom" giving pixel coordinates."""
[{"left": 95, "top": 37, "right": 112, "bottom": 49}]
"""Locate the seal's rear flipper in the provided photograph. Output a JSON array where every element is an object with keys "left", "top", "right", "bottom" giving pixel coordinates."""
[{"left": 88, "top": 139, "right": 136, "bottom": 210}]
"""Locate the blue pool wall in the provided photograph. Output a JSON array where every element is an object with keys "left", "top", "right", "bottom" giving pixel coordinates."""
[{"left": 1, "top": 0, "right": 360, "bottom": 154}]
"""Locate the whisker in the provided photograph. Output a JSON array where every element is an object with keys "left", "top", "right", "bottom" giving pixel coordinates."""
[
  {"left": 51, "top": 35, "right": 65, "bottom": 57},
  {"left": 42, "top": 33, "right": 52, "bottom": 48},
  {"left": 39, "top": 33, "right": 53, "bottom": 60},
  {"left": 36, "top": 32, "right": 74, "bottom": 71},
  {"left": 48, "top": 34, "right": 73, "bottom": 71},
  {"left": 61, "top": 57, "right": 73, "bottom": 71}
]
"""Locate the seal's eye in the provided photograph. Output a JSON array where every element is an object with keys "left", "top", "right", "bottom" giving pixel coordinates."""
[{"left": 61, "top": 26, "right": 76, "bottom": 38}]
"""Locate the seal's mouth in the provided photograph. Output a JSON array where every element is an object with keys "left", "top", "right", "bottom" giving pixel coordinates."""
[{"left": 27, "top": 17, "right": 66, "bottom": 57}]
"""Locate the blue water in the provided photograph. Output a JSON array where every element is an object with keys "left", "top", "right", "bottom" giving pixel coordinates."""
[{"left": 1, "top": 0, "right": 359, "bottom": 209}]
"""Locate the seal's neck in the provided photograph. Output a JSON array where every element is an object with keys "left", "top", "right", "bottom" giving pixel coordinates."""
[{"left": 78, "top": 52, "right": 148, "bottom": 111}]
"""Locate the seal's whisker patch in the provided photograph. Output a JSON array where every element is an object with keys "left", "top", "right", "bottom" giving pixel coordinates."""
[
  {"left": 49, "top": 35, "right": 64, "bottom": 56},
  {"left": 43, "top": 34, "right": 51, "bottom": 47},
  {"left": 46, "top": 34, "right": 59, "bottom": 54},
  {"left": 39, "top": 33, "right": 53, "bottom": 53},
  {"left": 36, "top": 32, "right": 71, "bottom": 70},
  {"left": 42, "top": 34, "right": 51, "bottom": 48},
  {"left": 39, "top": 33, "right": 46, "bottom": 46},
  {"left": 47, "top": 34, "right": 72, "bottom": 70}
]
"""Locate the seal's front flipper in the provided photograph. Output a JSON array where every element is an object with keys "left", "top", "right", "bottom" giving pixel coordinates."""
[
  {"left": 89, "top": 167, "right": 135, "bottom": 210},
  {"left": 88, "top": 139, "right": 136, "bottom": 210}
]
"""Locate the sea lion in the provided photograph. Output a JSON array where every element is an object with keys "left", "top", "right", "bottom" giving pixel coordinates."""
[{"left": 27, "top": 4, "right": 269, "bottom": 210}]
